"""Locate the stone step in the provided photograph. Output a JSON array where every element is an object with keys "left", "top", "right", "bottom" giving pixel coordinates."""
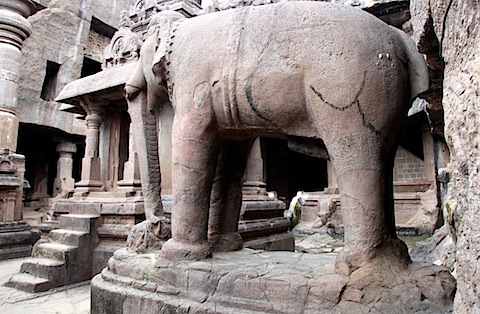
[
  {"left": 19, "top": 257, "right": 67, "bottom": 284},
  {"left": 59, "top": 214, "right": 99, "bottom": 232},
  {"left": 49, "top": 229, "right": 89, "bottom": 246},
  {"left": 34, "top": 242, "right": 77, "bottom": 261},
  {"left": 4, "top": 273, "right": 52, "bottom": 293}
]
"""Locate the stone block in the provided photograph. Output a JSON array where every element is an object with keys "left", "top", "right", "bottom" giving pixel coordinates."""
[
  {"left": 20, "top": 257, "right": 66, "bottom": 282},
  {"left": 49, "top": 229, "right": 89, "bottom": 246},
  {"left": 4, "top": 273, "right": 52, "bottom": 293},
  {"left": 59, "top": 214, "right": 100, "bottom": 232}
]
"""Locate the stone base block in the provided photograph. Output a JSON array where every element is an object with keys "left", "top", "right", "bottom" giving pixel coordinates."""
[
  {"left": 92, "top": 248, "right": 455, "bottom": 314},
  {"left": 0, "top": 221, "right": 40, "bottom": 261},
  {"left": 244, "top": 232, "right": 295, "bottom": 251}
]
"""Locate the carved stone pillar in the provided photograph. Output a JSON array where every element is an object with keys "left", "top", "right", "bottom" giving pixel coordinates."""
[
  {"left": 53, "top": 142, "right": 77, "bottom": 197},
  {"left": 117, "top": 122, "right": 141, "bottom": 192},
  {"left": 242, "top": 138, "right": 267, "bottom": 194},
  {"left": 0, "top": 0, "right": 35, "bottom": 217},
  {"left": 326, "top": 159, "right": 338, "bottom": 193},
  {"left": 241, "top": 138, "right": 286, "bottom": 221},
  {"left": 0, "top": 0, "right": 40, "bottom": 260},
  {"left": 75, "top": 98, "right": 106, "bottom": 194},
  {"left": 0, "top": 0, "right": 36, "bottom": 152},
  {"left": 0, "top": 0, "right": 36, "bottom": 216}
]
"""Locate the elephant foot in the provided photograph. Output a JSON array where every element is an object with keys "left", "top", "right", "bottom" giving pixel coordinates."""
[
  {"left": 160, "top": 239, "right": 212, "bottom": 260},
  {"left": 335, "top": 237, "right": 411, "bottom": 276},
  {"left": 209, "top": 232, "right": 243, "bottom": 252},
  {"left": 338, "top": 260, "right": 456, "bottom": 312}
]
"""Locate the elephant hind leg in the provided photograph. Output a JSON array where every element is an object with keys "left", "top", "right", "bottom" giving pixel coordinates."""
[
  {"left": 327, "top": 134, "right": 410, "bottom": 275},
  {"left": 209, "top": 139, "right": 255, "bottom": 252}
]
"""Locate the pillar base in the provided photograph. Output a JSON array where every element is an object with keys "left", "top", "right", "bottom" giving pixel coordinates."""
[
  {"left": 73, "top": 180, "right": 104, "bottom": 196},
  {"left": 116, "top": 179, "right": 142, "bottom": 193},
  {"left": 0, "top": 221, "right": 40, "bottom": 260}
]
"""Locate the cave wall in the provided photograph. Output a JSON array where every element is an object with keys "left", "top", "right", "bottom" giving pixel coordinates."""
[{"left": 411, "top": 0, "right": 480, "bottom": 311}]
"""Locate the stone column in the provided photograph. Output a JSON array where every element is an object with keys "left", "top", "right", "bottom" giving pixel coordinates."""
[
  {"left": 75, "top": 97, "right": 106, "bottom": 194},
  {"left": 53, "top": 142, "right": 77, "bottom": 197},
  {"left": 0, "top": 0, "right": 41, "bottom": 260},
  {"left": 325, "top": 160, "right": 338, "bottom": 194},
  {"left": 117, "top": 122, "right": 141, "bottom": 192},
  {"left": 0, "top": 0, "right": 35, "bottom": 218},
  {"left": 242, "top": 138, "right": 267, "bottom": 194},
  {"left": 0, "top": 0, "right": 35, "bottom": 152},
  {"left": 241, "top": 138, "right": 286, "bottom": 221}
]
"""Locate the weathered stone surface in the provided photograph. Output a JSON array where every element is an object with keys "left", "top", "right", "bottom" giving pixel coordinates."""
[
  {"left": 92, "top": 248, "right": 455, "bottom": 313},
  {"left": 410, "top": 224, "right": 456, "bottom": 272},
  {"left": 18, "top": 0, "right": 131, "bottom": 136},
  {"left": 411, "top": 0, "right": 479, "bottom": 312},
  {"left": 0, "top": 221, "right": 40, "bottom": 260},
  {"left": 127, "top": 216, "right": 171, "bottom": 253}
]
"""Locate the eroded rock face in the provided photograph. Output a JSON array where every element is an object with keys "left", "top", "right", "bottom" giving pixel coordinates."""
[
  {"left": 18, "top": 0, "right": 131, "bottom": 136},
  {"left": 411, "top": 0, "right": 480, "bottom": 312}
]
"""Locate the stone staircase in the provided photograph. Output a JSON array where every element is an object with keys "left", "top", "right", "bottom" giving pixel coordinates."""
[{"left": 4, "top": 214, "right": 100, "bottom": 292}]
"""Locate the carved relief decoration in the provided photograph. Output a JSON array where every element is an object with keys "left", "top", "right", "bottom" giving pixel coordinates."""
[
  {"left": 85, "top": 30, "right": 111, "bottom": 63},
  {"left": 104, "top": 27, "right": 142, "bottom": 68}
]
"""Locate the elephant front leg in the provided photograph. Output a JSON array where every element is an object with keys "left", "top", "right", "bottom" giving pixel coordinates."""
[
  {"left": 329, "top": 135, "right": 410, "bottom": 275},
  {"left": 209, "top": 139, "right": 255, "bottom": 252},
  {"left": 160, "top": 87, "right": 220, "bottom": 259}
]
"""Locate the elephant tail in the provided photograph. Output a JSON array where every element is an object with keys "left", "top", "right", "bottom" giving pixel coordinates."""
[{"left": 395, "top": 27, "right": 429, "bottom": 102}]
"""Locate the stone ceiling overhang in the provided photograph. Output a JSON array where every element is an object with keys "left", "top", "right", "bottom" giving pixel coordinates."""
[{"left": 55, "top": 62, "right": 137, "bottom": 114}]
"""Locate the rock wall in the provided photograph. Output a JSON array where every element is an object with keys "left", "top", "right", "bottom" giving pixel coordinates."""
[
  {"left": 411, "top": 0, "right": 480, "bottom": 312},
  {"left": 18, "top": 0, "right": 131, "bottom": 136}
]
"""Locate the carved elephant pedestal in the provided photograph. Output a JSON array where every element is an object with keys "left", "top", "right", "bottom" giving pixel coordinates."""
[{"left": 92, "top": 248, "right": 455, "bottom": 313}]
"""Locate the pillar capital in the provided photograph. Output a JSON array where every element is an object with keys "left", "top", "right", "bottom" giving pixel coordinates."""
[
  {"left": 79, "top": 96, "right": 107, "bottom": 117},
  {"left": 0, "top": 0, "right": 36, "bottom": 49},
  {"left": 56, "top": 142, "right": 77, "bottom": 155}
]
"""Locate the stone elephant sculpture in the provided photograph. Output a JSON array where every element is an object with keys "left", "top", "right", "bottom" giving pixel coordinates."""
[{"left": 125, "top": 2, "right": 428, "bottom": 274}]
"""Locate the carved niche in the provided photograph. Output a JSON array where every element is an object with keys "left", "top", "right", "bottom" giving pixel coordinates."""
[{"left": 85, "top": 30, "right": 112, "bottom": 64}]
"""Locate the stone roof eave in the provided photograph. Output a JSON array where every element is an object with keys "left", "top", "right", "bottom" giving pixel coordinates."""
[{"left": 55, "top": 61, "right": 138, "bottom": 112}]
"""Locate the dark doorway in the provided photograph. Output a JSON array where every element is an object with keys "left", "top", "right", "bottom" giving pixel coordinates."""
[{"left": 263, "top": 138, "right": 327, "bottom": 201}]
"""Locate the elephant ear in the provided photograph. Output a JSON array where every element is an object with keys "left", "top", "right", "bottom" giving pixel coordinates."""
[
  {"left": 152, "top": 37, "right": 167, "bottom": 80},
  {"left": 151, "top": 11, "right": 184, "bottom": 82}
]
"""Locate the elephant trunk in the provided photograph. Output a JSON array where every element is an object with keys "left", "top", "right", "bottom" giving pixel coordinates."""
[{"left": 127, "top": 88, "right": 163, "bottom": 220}]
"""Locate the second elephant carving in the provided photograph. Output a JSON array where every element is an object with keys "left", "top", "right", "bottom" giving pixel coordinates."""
[{"left": 125, "top": 2, "right": 428, "bottom": 274}]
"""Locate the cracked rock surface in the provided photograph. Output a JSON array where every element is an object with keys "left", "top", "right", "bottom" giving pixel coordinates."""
[{"left": 92, "top": 248, "right": 455, "bottom": 313}]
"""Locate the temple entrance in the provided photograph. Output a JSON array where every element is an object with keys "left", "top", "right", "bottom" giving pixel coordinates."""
[{"left": 262, "top": 138, "right": 328, "bottom": 201}]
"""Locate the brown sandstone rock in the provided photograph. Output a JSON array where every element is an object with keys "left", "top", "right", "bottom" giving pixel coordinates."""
[{"left": 92, "top": 248, "right": 455, "bottom": 313}]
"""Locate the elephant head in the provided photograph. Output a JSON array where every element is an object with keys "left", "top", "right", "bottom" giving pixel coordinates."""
[{"left": 125, "top": 11, "right": 184, "bottom": 110}]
